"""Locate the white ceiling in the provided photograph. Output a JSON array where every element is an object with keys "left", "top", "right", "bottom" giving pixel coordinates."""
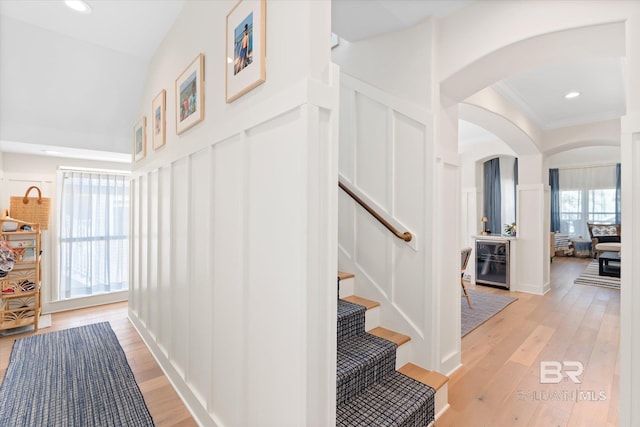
[
  {"left": 0, "top": 0, "right": 186, "bottom": 157},
  {"left": 0, "top": 0, "right": 185, "bottom": 60},
  {"left": 493, "top": 57, "right": 626, "bottom": 130},
  {"left": 0, "top": 0, "right": 627, "bottom": 160},
  {"left": 331, "top": 0, "right": 472, "bottom": 42}
]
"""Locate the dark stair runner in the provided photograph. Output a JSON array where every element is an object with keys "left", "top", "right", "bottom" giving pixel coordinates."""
[{"left": 336, "top": 300, "right": 435, "bottom": 426}]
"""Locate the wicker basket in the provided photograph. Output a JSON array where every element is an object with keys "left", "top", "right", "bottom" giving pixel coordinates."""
[{"left": 10, "top": 186, "right": 50, "bottom": 230}]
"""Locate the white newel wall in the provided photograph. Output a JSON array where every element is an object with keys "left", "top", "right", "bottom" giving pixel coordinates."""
[{"left": 129, "top": 2, "right": 337, "bottom": 426}]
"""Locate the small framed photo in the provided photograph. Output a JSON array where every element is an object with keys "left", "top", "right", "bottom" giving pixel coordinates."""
[
  {"left": 175, "top": 53, "right": 204, "bottom": 134},
  {"left": 133, "top": 117, "right": 146, "bottom": 162},
  {"left": 226, "top": 0, "right": 266, "bottom": 103},
  {"left": 152, "top": 89, "right": 166, "bottom": 150}
]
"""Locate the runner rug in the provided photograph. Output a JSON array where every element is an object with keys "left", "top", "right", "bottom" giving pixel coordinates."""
[
  {"left": 462, "top": 289, "right": 517, "bottom": 337},
  {"left": 573, "top": 260, "right": 621, "bottom": 290},
  {"left": 0, "top": 322, "right": 154, "bottom": 426}
]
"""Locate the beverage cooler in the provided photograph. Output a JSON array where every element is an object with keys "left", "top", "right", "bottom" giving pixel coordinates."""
[{"left": 476, "top": 239, "right": 510, "bottom": 289}]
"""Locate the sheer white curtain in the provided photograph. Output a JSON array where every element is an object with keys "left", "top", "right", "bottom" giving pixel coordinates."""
[
  {"left": 500, "top": 156, "right": 516, "bottom": 228},
  {"left": 58, "top": 170, "right": 129, "bottom": 299},
  {"left": 558, "top": 165, "right": 617, "bottom": 238}
]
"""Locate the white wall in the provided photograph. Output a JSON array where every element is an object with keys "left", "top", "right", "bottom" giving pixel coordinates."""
[
  {"left": 0, "top": 153, "right": 130, "bottom": 312},
  {"left": 129, "top": 2, "right": 336, "bottom": 426},
  {"left": 332, "top": 20, "right": 432, "bottom": 107}
]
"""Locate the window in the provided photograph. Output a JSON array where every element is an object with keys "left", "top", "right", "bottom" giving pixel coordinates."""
[
  {"left": 58, "top": 170, "right": 129, "bottom": 299},
  {"left": 558, "top": 166, "right": 617, "bottom": 238},
  {"left": 559, "top": 190, "right": 582, "bottom": 235},
  {"left": 588, "top": 189, "right": 616, "bottom": 223}
]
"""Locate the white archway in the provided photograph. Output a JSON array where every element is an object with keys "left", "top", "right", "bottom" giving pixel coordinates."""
[{"left": 435, "top": 4, "right": 640, "bottom": 424}]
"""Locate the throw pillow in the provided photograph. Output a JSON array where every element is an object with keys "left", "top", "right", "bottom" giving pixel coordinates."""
[{"left": 592, "top": 225, "right": 618, "bottom": 236}]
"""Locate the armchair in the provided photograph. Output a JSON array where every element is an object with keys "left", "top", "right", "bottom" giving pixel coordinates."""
[{"left": 587, "top": 223, "right": 621, "bottom": 258}]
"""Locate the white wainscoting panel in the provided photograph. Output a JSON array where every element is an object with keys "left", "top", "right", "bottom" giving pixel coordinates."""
[
  {"left": 338, "top": 189, "right": 355, "bottom": 258},
  {"left": 211, "top": 134, "right": 245, "bottom": 426},
  {"left": 434, "top": 158, "right": 461, "bottom": 374},
  {"left": 130, "top": 178, "right": 140, "bottom": 318},
  {"left": 147, "top": 170, "right": 159, "bottom": 341},
  {"left": 354, "top": 93, "right": 389, "bottom": 208},
  {"left": 139, "top": 174, "right": 148, "bottom": 326},
  {"left": 187, "top": 148, "right": 213, "bottom": 407},
  {"left": 355, "top": 207, "right": 390, "bottom": 295},
  {"left": 245, "top": 108, "right": 307, "bottom": 425},
  {"left": 393, "top": 111, "right": 425, "bottom": 234},
  {"left": 339, "top": 87, "right": 356, "bottom": 183},
  {"left": 158, "top": 165, "right": 172, "bottom": 357},
  {"left": 169, "top": 157, "right": 190, "bottom": 379}
]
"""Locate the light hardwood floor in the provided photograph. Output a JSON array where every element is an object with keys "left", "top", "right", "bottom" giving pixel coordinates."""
[
  {"left": 0, "top": 257, "right": 619, "bottom": 427},
  {"left": 0, "top": 302, "right": 197, "bottom": 427},
  {"left": 437, "top": 256, "right": 620, "bottom": 427}
]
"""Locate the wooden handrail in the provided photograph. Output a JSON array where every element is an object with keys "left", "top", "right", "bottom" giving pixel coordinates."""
[{"left": 338, "top": 180, "right": 412, "bottom": 242}]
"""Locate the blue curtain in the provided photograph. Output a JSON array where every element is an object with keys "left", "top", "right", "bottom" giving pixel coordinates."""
[
  {"left": 549, "top": 168, "right": 560, "bottom": 232},
  {"left": 483, "top": 158, "right": 501, "bottom": 235},
  {"left": 615, "top": 163, "right": 621, "bottom": 224}
]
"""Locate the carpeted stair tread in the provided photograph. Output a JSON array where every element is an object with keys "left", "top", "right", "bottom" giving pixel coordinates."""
[
  {"left": 338, "top": 299, "right": 366, "bottom": 342},
  {"left": 336, "top": 295, "right": 436, "bottom": 425},
  {"left": 336, "top": 370, "right": 436, "bottom": 427},
  {"left": 337, "top": 333, "right": 398, "bottom": 405}
]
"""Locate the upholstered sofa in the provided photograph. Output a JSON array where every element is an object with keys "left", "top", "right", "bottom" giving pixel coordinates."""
[{"left": 587, "top": 223, "right": 621, "bottom": 258}]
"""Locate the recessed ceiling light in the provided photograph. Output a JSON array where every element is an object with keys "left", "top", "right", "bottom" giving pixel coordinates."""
[
  {"left": 565, "top": 91, "right": 581, "bottom": 99},
  {"left": 65, "top": 0, "right": 92, "bottom": 14}
]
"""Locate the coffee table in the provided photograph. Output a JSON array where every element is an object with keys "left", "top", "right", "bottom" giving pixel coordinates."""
[{"left": 598, "top": 251, "right": 621, "bottom": 278}]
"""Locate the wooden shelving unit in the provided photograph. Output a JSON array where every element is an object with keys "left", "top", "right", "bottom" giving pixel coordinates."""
[{"left": 0, "top": 218, "right": 41, "bottom": 332}]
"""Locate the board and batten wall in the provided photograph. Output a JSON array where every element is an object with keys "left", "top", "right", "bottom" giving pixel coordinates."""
[
  {"left": 129, "top": 2, "right": 337, "bottom": 426},
  {"left": 337, "top": 73, "right": 433, "bottom": 369},
  {"left": 331, "top": 18, "right": 462, "bottom": 374}
]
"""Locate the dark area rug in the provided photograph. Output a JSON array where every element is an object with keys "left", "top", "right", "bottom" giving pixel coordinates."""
[
  {"left": 0, "top": 322, "right": 154, "bottom": 426},
  {"left": 461, "top": 289, "right": 517, "bottom": 337}
]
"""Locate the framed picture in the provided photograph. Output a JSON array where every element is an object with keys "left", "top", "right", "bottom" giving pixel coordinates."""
[
  {"left": 175, "top": 53, "right": 204, "bottom": 135},
  {"left": 152, "top": 89, "right": 166, "bottom": 149},
  {"left": 226, "top": 0, "right": 266, "bottom": 103},
  {"left": 133, "top": 117, "right": 146, "bottom": 162}
]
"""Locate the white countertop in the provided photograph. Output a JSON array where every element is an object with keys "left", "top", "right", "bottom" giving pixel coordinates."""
[{"left": 473, "top": 234, "right": 517, "bottom": 241}]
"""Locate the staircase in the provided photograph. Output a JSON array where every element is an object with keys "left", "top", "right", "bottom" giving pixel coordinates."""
[{"left": 336, "top": 272, "right": 449, "bottom": 426}]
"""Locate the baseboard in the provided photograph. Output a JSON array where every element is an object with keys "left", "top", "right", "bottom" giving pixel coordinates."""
[
  {"left": 435, "top": 402, "right": 450, "bottom": 420},
  {"left": 514, "top": 281, "right": 550, "bottom": 295},
  {"left": 440, "top": 352, "right": 462, "bottom": 377},
  {"left": 443, "top": 361, "right": 463, "bottom": 378}
]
